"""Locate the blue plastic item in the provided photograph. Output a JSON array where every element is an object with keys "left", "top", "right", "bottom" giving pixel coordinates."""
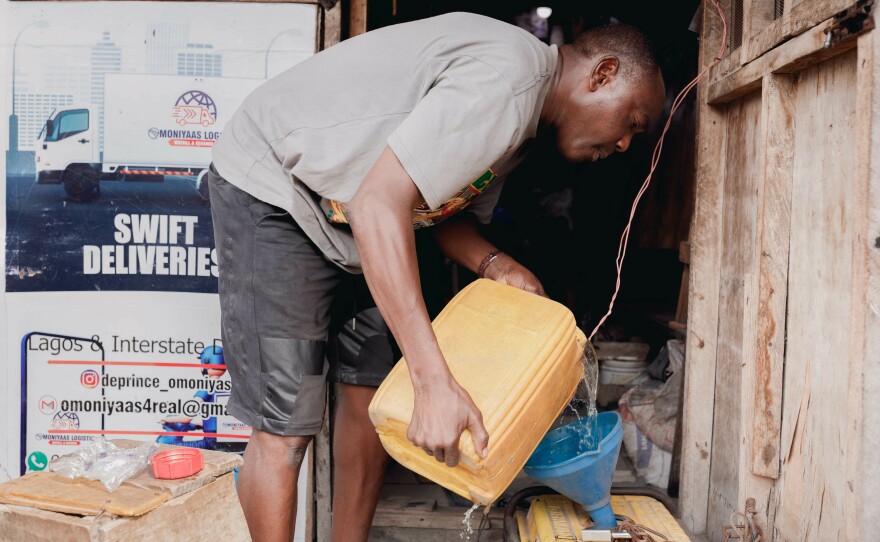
[{"left": 524, "top": 411, "right": 624, "bottom": 530}]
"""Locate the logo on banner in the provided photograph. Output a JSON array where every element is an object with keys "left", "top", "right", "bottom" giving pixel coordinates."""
[
  {"left": 80, "top": 369, "right": 100, "bottom": 388},
  {"left": 148, "top": 90, "right": 221, "bottom": 148},
  {"left": 51, "top": 411, "right": 81, "bottom": 430},
  {"left": 39, "top": 395, "right": 57, "bottom": 415},
  {"left": 27, "top": 451, "right": 48, "bottom": 472},
  {"left": 172, "top": 90, "right": 217, "bottom": 127}
]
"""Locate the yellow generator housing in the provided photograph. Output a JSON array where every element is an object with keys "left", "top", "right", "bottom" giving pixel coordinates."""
[{"left": 516, "top": 494, "right": 692, "bottom": 541}]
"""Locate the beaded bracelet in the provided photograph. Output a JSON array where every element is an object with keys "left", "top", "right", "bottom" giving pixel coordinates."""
[{"left": 477, "top": 251, "right": 503, "bottom": 278}]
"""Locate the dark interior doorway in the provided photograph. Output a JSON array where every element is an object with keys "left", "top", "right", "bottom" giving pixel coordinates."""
[{"left": 367, "top": 0, "right": 701, "bottom": 347}]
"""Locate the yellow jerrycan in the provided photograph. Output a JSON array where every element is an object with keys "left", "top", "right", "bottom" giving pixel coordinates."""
[{"left": 368, "top": 279, "right": 587, "bottom": 505}]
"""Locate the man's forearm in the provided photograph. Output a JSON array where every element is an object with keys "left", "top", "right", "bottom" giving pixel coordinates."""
[
  {"left": 433, "top": 213, "right": 499, "bottom": 274},
  {"left": 349, "top": 197, "right": 452, "bottom": 389},
  {"left": 346, "top": 146, "right": 490, "bottom": 462},
  {"left": 434, "top": 213, "right": 546, "bottom": 296}
]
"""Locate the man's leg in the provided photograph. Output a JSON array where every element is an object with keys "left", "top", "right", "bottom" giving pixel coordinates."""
[
  {"left": 238, "top": 430, "right": 312, "bottom": 542},
  {"left": 208, "top": 167, "right": 341, "bottom": 541},
  {"left": 330, "top": 383, "right": 389, "bottom": 542}
]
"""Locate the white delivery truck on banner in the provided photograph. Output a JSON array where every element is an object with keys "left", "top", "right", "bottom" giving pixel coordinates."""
[{"left": 34, "top": 74, "right": 262, "bottom": 201}]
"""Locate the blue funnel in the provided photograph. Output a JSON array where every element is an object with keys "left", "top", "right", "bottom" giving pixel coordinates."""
[{"left": 524, "top": 412, "right": 623, "bottom": 529}]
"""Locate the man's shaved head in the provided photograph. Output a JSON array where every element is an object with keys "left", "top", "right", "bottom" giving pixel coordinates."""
[{"left": 572, "top": 24, "right": 660, "bottom": 82}]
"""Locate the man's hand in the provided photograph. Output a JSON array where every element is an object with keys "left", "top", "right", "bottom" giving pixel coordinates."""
[
  {"left": 481, "top": 252, "right": 546, "bottom": 297},
  {"left": 407, "top": 373, "right": 490, "bottom": 467}
]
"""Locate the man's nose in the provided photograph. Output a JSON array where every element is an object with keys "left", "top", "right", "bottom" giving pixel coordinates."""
[{"left": 615, "top": 134, "right": 632, "bottom": 153}]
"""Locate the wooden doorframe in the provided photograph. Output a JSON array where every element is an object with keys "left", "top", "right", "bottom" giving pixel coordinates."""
[
  {"left": 681, "top": 0, "right": 879, "bottom": 535},
  {"left": 679, "top": 2, "right": 726, "bottom": 534}
]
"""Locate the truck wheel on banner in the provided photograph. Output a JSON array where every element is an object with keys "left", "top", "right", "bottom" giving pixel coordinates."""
[
  {"left": 197, "top": 169, "right": 210, "bottom": 203},
  {"left": 63, "top": 165, "right": 100, "bottom": 203}
]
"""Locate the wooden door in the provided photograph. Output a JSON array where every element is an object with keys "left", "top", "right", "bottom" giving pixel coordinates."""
[{"left": 681, "top": 0, "right": 879, "bottom": 540}]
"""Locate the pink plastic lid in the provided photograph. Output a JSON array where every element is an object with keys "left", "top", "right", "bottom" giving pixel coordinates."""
[{"left": 151, "top": 448, "right": 204, "bottom": 479}]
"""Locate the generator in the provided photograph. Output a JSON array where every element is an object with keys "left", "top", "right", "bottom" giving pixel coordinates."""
[{"left": 514, "top": 494, "right": 691, "bottom": 542}]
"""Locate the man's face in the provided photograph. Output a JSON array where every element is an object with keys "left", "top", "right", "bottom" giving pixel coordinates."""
[{"left": 556, "top": 64, "right": 665, "bottom": 163}]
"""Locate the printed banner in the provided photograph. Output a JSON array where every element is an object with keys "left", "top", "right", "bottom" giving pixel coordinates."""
[
  {"left": 8, "top": 291, "right": 307, "bottom": 538},
  {"left": 6, "top": 1, "right": 316, "bottom": 293},
  {"left": 5, "top": 5, "right": 319, "bottom": 536},
  {"left": 22, "top": 331, "right": 248, "bottom": 476},
  {"left": 5, "top": 0, "right": 318, "bottom": 461},
  {"left": 7, "top": 292, "right": 229, "bottom": 473}
]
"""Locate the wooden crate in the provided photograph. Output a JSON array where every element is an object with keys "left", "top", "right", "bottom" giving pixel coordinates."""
[
  {"left": 0, "top": 442, "right": 248, "bottom": 542},
  {"left": 0, "top": 474, "right": 247, "bottom": 542},
  {"left": 681, "top": 0, "right": 879, "bottom": 540}
]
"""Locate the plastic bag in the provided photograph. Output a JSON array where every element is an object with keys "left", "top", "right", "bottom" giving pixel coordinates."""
[
  {"left": 620, "top": 415, "right": 672, "bottom": 488},
  {"left": 619, "top": 339, "right": 685, "bottom": 452},
  {"left": 49, "top": 437, "right": 158, "bottom": 492}
]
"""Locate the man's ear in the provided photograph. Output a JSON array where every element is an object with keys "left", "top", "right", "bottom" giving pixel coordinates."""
[{"left": 587, "top": 57, "right": 620, "bottom": 91}]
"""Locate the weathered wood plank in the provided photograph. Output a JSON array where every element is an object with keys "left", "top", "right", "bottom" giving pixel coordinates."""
[
  {"left": 747, "top": 0, "right": 852, "bottom": 64},
  {"left": 370, "top": 526, "right": 503, "bottom": 542},
  {"left": 305, "top": 440, "right": 315, "bottom": 542},
  {"left": 750, "top": 17, "right": 787, "bottom": 67},
  {"left": 741, "top": 0, "right": 775, "bottom": 65},
  {"left": 705, "top": 90, "right": 762, "bottom": 539},
  {"left": 731, "top": 75, "right": 779, "bottom": 530},
  {"left": 315, "top": 395, "right": 332, "bottom": 542},
  {"left": 0, "top": 472, "right": 169, "bottom": 517},
  {"left": 709, "top": 14, "right": 858, "bottom": 104},
  {"left": 851, "top": 30, "right": 876, "bottom": 541},
  {"left": 0, "top": 474, "right": 248, "bottom": 542},
  {"left": 679, "top": 1, "right": 727, "bottom": 533},
  {"left": 710, "top": 48, "right": 745, "bottom": 85},
  {"left": 750, "top": 73, "right": 795, "bottom": 480},
  {"left": 739, "top": 0, "right": 758, "bottom": 67},
  {"left": 349, "top": 0, "right": 368, "bottom": 37},
  {"left": 368, "top": 526, "right": 504, "bottom": 542},
  {"left": 321, "top": 0, "right": 342, "bottom": 50},
  {"left": 0, "top": 440, "right": 242, "bottom": 518},
  {"left": 309, "top": 5, "right": 339, "bottom": 536},
  {"left": 774, "top": 49, "right": 858, "bottom": 541},
  {"left": 0, "top": 503, "right": 95, "bottom": 542},
  {"left": 95, "top": 474, "right": 249, "bottom": 541},
  {"left": 371, "top": 502, "right": 501, "bottom": 531}
]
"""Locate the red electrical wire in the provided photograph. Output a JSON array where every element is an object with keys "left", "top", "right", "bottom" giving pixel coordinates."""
[{"left": 588, "top": 0, "right": 728, "bottom": 341}]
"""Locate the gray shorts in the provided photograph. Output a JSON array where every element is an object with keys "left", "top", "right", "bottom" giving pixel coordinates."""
[{"left": 208, "top": 166, "right": 398, "bottom": 437}]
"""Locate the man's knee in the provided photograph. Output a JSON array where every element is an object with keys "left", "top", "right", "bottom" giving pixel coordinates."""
[
  {"left": 336, "top": 383, "right": 378, "bottom": 417},
  {"left": 285, "top": 441, "right": 309, "bottom": 467},
  {"left": 247, "top": 429, "right": 312, "bottom": 468}
]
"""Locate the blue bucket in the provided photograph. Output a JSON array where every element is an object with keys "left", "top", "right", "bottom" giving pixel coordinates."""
[{"left": 524, "top": 411, "right": 623, "bottom": 529}]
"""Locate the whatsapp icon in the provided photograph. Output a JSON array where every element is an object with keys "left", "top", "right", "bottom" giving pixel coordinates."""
[{"left": 27, "top": 451, "right": 48, "bottom": 472}]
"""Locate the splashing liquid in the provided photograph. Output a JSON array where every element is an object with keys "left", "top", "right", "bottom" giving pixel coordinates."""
[
  {"left": 580, "top": 342, "right": 599, "bottom": 419},
  {"left": 562, "top": 343, "right": 600, "bottom": 454},
  {"left": 460, "top": 503, "right": 480, "bottom": 540}
]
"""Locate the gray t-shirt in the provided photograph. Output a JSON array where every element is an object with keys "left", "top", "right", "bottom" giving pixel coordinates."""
[{"left": 212, "top": 12, "right": 557, "bottom": 272}]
